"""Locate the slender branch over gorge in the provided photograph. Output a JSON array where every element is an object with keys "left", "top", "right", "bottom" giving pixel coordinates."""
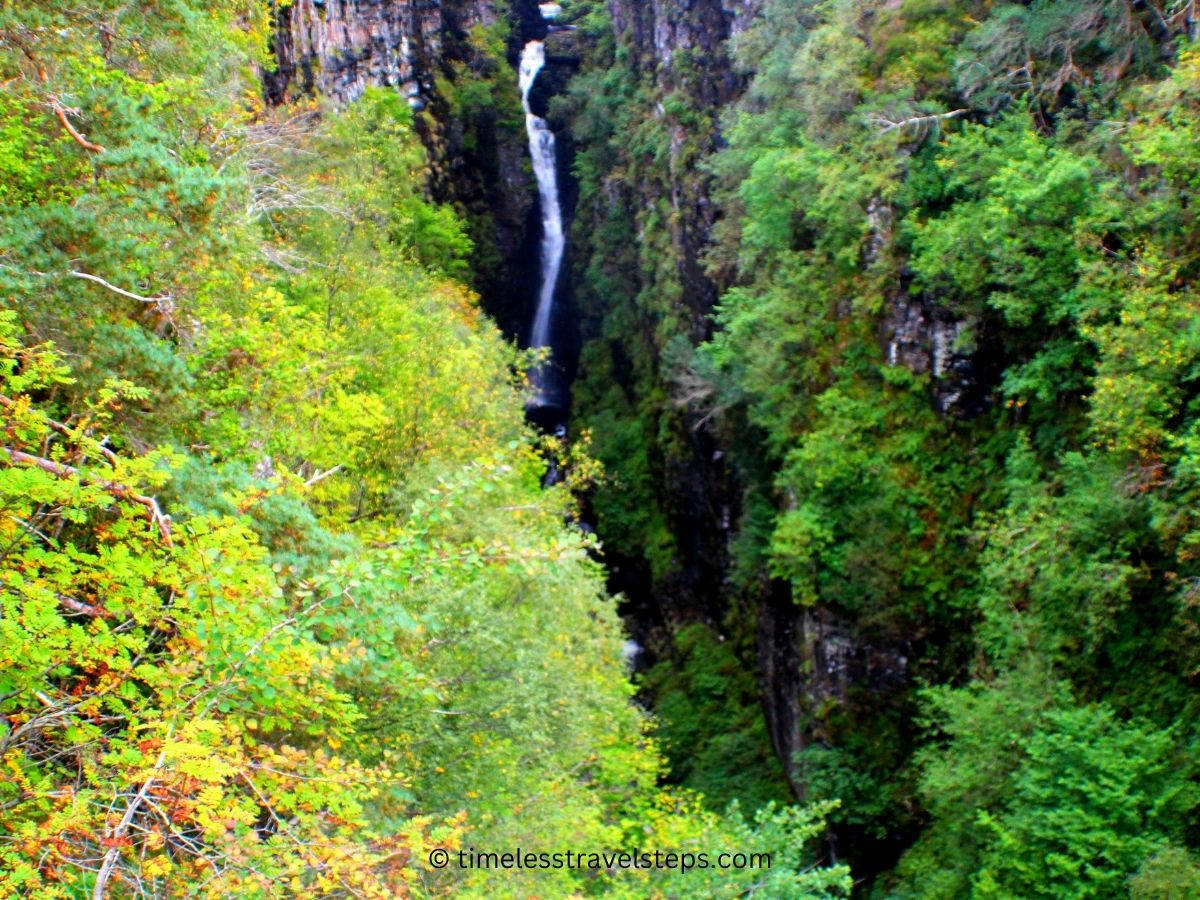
[{"left": 0, "top": 408, "right": 173, "bottom": 546}]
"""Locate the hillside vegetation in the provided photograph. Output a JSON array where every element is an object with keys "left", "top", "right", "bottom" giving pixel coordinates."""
[
  {"left": 0, "top": 2, "right": 848, "bottom": 897},
  {"left": 561, "top": 0, "right": 1200, "bottom": 894}
]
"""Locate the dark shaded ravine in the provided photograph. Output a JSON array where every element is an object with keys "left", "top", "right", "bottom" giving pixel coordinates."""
[{"left": 263, "top": 0, "right": 822, "bottom": 845}]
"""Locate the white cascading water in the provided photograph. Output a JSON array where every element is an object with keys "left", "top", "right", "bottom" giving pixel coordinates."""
[{"left": 520, "top": 38, "right": 565, "bottom": 407}]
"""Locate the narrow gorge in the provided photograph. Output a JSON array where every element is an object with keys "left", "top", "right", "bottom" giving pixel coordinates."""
[
  {"left": 261, "top": 0, "right": 1200, "bottom": 888},
  {"left": 5, "top": 0, "right": 1200, "bottom": 895},
  {"left": 263, "top": 0, "right": 827, "bottom": 836}
]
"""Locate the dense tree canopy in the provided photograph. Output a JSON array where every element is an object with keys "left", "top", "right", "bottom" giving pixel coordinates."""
[
  {"left": 0, "top": 1, "right": 850, "bottom": 896},
  {"left": 560, "top": 0, "right": 1200, "bottom": 893},
  {"left": 7, "top": 0, "right": 1200, "bottom": 895}
]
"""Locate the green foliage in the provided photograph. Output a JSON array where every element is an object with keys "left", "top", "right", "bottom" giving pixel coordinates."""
[
  {"left": 633, "top": 797, "right": 851, "bottom": 899},
  {"left": 567, "top": 0, "right": 1200, "bottom": 890},
  {"left": 955, "top": 0, "right": 1168, "bottom": 111},
  {"left": 896, "top": 668, "right": 1196, "bottom": 899},
  {"left": 905, "top": 116, "right": 1117, "bottom": 409},
  {"left": 973, "top": 705, "right": 1193, "bottom": 898},
  {"left": 0, "top": 318, "right": 392, "bottom": 897},
  {"left": 1130, "top": 846, "right": 1200, "bottom": 899},
  {"left": 769, "top": 369, "right": 979, "bottom": 629},
  {"left": 0, "top": 2, "right": 853, "bottom": 896},
  {"left": 642, "top": 624, "right": 793, "bottom": 812},
  {"left": 971, "top": 442, "right": 1148, "bottom": 668}
]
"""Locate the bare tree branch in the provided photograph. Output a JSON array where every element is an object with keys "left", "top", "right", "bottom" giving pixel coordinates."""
[
  {"left": 0, "top": 394, "right": 120, "bottom": 467},
  {"left": 2, "top": 31, "right": 106, "bottom": 153},
  {"left": 866, "top": 108, "right": 969, "bottom": 136},
  {"left": 68, "top": 270, "right": 172, "bottom": 305},
  {"left": 57, "top": 592, "right": 110, "bottom": 618},
  {"left": 50, "top": 99, "right": 105, "bottom": 153},
  {"left": 304, "top": 465, "right": 343, "bottom": 487},
  {"left": 93, "top": 742, "right": 170, "bottom": 900},
  {"left": 0, "top": 445, "right": 173, "bottom": 546}
]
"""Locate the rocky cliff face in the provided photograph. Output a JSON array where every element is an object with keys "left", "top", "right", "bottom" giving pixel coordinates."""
[
  {"left": 607, "top": 0, "right": 758, "bottom": 326},
  {"left": 573, "top": 0, "right": 976, "bottom": 808},
  {"left": 868, "top": 197, "right": 980, "bottom": 416},
  {"left": 263, "top": 0, "right": 544, "bottom": 331},
  {"left": 259, "top": 0, "right": 970, "bottom": 826},
  {"left": 609, "top": 0, "right": 756, "bottom": 103},
  {"left": 264, "top": 0, "right": 483, "bottom": 107}
]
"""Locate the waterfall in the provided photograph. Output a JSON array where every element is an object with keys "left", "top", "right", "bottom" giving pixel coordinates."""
[{"left": 520, "top": 38, "right": 565, "bottom": 409}]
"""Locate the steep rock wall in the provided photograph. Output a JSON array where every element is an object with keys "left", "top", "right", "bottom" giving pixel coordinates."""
[
  {"left": 263, "top": 0, "right": 540, "bottom": 328},
  {"left": 609, "top": 0, "right": 756, "bottom": 103},
  {"left": 264, "top": 0, "right": 485, "bottom": 107},
  {"left": 606, "top": 0, "right": 757, "bottom": 327},
  {"left": 570, "top": 0, "right": 974, "bottom": 817},
  {"left": 571, "top": 0, "right": 759, "bottom": 627},
  {"left": 572, "top": 0, "right": 759, "bottom": 632}
]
